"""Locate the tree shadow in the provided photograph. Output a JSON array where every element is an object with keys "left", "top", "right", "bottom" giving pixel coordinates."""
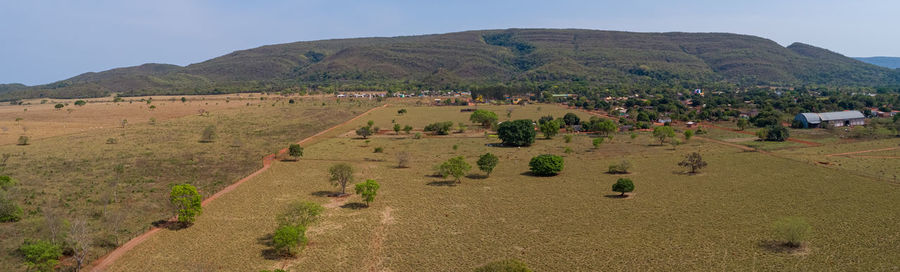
[
  {"left": 520, "top": 171, "right": 557, "bottom": 177},
  {"left": 152, "top": 219, "right": 190, "bottom": 231},
  {"left": 671, "top": 170, "right": 701, "bottom": 176},
  {"left": 424, "top": 174, "right": 444, "bottom": 178},
  {"left": 466, "top": 173, "right": 488, "bottom": 179},
  {"left": 426, "top": 180, "right": 458, "bottom": 187},
  {"left": 256, "top": 233, "right": 280, "bottom": 260},
  {"left": 310, "top": 190, "right": 333, "bottom": 197},
  {"left": 758, "top": 240, "right": 808, "bottom": 254},
  {"left": 340, "top": 202, "right": 368, "bottom": 210},
  {"left": 484, "top": 143, "right": 522, "bottom": 148},
  {"left": 603, "top": 194, "right": 632, "bottom": 199}
]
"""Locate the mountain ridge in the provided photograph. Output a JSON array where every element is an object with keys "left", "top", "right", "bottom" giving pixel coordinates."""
[
  {"left": 855, "top": 56, "right": 900, "bottom": 69},
  {"left": 4, "top": 29, "right": 899, "bottom": 100}
]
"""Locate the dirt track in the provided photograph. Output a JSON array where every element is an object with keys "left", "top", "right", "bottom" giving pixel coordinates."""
[{"left": 89, "top": 104, "right": 387, "bottom": 272}]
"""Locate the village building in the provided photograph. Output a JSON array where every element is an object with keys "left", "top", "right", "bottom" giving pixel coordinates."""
[{"left": 793, "top": 111, "right": 865, "bottom": 128}]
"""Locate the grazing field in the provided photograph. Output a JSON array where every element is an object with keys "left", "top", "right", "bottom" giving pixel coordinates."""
[
  {"left": 0, "top": 96, "right": 378, "bottom": 271},
  {"left": 107, "top": 105, "right": 900, "bottom": 271},
  {"left": 776, "top": 138, "right": 900, "bottom": 182}
]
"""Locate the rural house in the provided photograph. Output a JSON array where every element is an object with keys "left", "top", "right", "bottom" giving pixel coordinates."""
[{"left": 793, "top": 110, "right": 865, "bottom": 128}]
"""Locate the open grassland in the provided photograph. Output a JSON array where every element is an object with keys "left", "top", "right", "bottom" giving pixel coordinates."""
[
  {"left": 109, "top": 105, "right": 900, "bottom": 271},
  {"left": 776, "top": 138, "right": 900, "bottom": 182},
  {"left": 0, "top": 93, "right": 269, "bottom": 145},
  {"left": 0, "top": 96, "right": 378, "bottom": 271}
]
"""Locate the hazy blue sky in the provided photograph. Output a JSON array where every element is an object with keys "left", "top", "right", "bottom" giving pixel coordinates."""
[{"left": 1, "top": 0, "right": 898, "bottom": 85}]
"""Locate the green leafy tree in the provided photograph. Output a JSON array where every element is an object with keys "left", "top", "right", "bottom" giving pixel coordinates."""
[
  {"left": 763, "top": 124, "right": 790, "bottom": 141},
  {"left": 424, "top": 121, "right": 454, "bottom": 135},
  {"left": 773, "top": 217, "right": 811, "bottom": 248},
  {"left": 607, "top": 160, "right": 631, "bottom": 174},
  {"left": 497, "top": 119, "right": 536, "bottom": 146},
  {"left": 356, "top": 126, "right": 373, "bottom": 139},
  {"left": 328, "top": 163, "right": 354, "bottom": 195},
  {"left": 652, "top": 126, "right": 675, "bottom": 145},
  {"left": 18, "top": 239, "right": 62, "bottom": 272},
  {"left": 474, "top": 259, "right": 533, "bottom": 272},
  {"left": 476, "top": 153, "right": 499, "bottom": 176},
  {"left": 470, "top": 109, "right": 499, "bottom": 128},
  {"left": 612, "top": 178, "right": 635, "bottom": 196},
  {"left": 438, "top": 156, "right": 471, "bottom": 183},
  {"left": 54, "top": 103, "right": 64, "bottom": 109},
  {"left": 683, "top": 130, "right": 694, "bottom": 141},
  {"left": 170, "top": 184, "right": 203, "bottom": 225},
  {"left": 529, "top": 154, "right": 564, "bottom": 176},
  {"left": 273, "top": 224, "right": 308, "bottom": 256},
  {"left": 539, "top": 120, "right": 562, "bottom": 139},
  {"left": 288, "top": 144, "right": 304, "bottom": 160},
  {"left": 678, "top": 152, "right": 708, "bottom": 174},
  {"left": 589, "top": 118, "right": 617, "bottom": 136},
  {"left": 592, "top": 137, "right": 604, "bottom": 149},
  {"left": 736, "top": 118, "right": 750, "bottom": 131},
  {"left": 563, "top": 113, "right": 581, "bottom": 127},
  {"left": 393, "top": 123, "right": 402, "bottom": 135},
  {"left": 277, "top": 201, "right": 324, "bottom": 228},
  {"left": 354, "top": 179, "right": 380, "bottom": 207},
  {"left": 402, "top": 125, "right": 413, "bottom": 134}
]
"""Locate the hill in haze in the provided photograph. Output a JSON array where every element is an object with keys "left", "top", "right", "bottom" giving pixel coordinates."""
[
  {"left": 4, "top": 29, "right": 899, "bottom": 100},
  {"left": 855, "top": 56, "right": 900, "bottom": 69}
]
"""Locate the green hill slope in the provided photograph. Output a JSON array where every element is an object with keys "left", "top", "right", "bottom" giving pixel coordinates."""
[{"left": 5, "top": 29, "right": 899, "bottom": 99}]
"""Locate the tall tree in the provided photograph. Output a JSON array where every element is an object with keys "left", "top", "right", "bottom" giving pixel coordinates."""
[{"left": 328, "top": 163, "right": 354, "bottom": 195}]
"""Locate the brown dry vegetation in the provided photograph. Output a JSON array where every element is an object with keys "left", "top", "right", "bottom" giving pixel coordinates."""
[
  {"left": 0, "top": 95, "right": 378, "bottom": 271},
  {"left": 106, "top": 105, "right": 900, "bottom": 271}
]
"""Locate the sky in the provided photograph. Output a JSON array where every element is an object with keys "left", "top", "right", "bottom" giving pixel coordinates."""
[{"left": 1, "top": 0, "right": 898, "bottom": 85}]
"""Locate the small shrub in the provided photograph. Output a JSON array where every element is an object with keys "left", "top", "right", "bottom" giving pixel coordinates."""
[
  {"left": 277, "top": 201, "right": 324, "bottom": 228},
  {"left": 74, "top": 100, "right": 86, "bottom": 106},
  {"left": 106, "top": 138, "right": 117, "bottom": 144},
  {"left": 199, "top": 125, "right": 216, "bottom": 143},
  {"left": 773, "top": 217, "right": 811, "bottom": 248},
  {"left": 564, "top": 134, "right": 573, "bottom": 143},
  {"left": 529, "top": 154, "right": 564, "bottom": 176},
  {"left": 288, "top": 144, "right": 304, "bottom": 160},
  {"left": 17, "top": 136, "right": 29, "bottom": 145},
  {"left": 424, "top": 121, "right": 454, "bottom": 135},
  {"left": 452, "top": 144, "right": 459, "bottom": 151},
  {"left": 607, "top": 160, "right": 631, "bottom": 174},
  {"left": 402, "top": 125, "right": 413, "bottom": 134},
  {"left": 149, "top": 117, "right": 157, "bottom": 125},
  {"left": 592, "top": 137, "right": 604, "bottom": 149},
  {"left": 396, "top": 152, "right": 410, "bottom": 168},
  {"left": 374, "top": 147, "right": 384, "bottom": 153},
  {"left": 612, "top": 178, "right": 635, "bottom": 196},
  {"left": 0, "top": 191, "right": 23, "bottom": 222},
  {"left": 413, "top": 133, "right": 422, "bottom": 139},
  {"left": 564, "top": 147, "right": 573, "bottom": 154}
]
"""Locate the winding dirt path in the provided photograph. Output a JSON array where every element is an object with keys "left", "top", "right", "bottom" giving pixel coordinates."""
[{"left": 90, "top": 104, "right": 387, "bottom": 272}]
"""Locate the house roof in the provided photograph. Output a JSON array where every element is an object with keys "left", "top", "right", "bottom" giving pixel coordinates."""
[{"left": 798, "top": 111, "right": 864, "bottom": 124}]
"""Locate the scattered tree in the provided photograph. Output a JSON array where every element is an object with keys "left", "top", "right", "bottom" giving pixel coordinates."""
[
  {"left": 683, "top": 130, "right": 694, "bottom": 141},
  {"left": 497, "top": 119, "right": 536, "bottom": 147},
  {"left": 588, "top": 118, "right": 617, "bottom": 136},
  {"left": 564, "top": 134, "right": 573, "bottom": 143},
  {"left": 396, "top": 151, "right": 410, "bottom": 168},
  {"left": 652, "top": 126, "right": 675, "bottom": 145},
  {"left": 678, "top": 152, "right": 708, "bottom": 174},
  {"left": 402, "top": 125, "right": 413, "bottom": 134},
  {"left": 736, "top": 118, "right": 750, "bottom": 131},
  {"left": 288, "top": 144, "right": 304, "bottom": 160},
  {"left": 424, "top": 121, "right": 454, "bottom": 135},
  {"left": 18, "top": 239, "right": 62, "bottom": 272},
  {"left": 592, "top": 137, "right": 604, "bottom": 149},
  {"left": 199, "top": 125, "right": 216, "bottom": 143},
  {"left": 17, "top": 135, "right": 29, "bottom": 145},
  {"left": 68, "top": 219, "right": 91, "bottom": 271},
  {"left": 760, "top": 124, "right": 790, "bottom": 141},
  {"left": 74, "top": 100, "right": 86, "bottom": 106},
  {"left": 54, "top": 103, "right": 64, "bottom": 109},
  {"left": 563, "top": 113, "right": 581, "bottom": 127},
  {"left": 328, "top": 163, "right": 354, "bottom": 195},
  {"left": 354, "top": 179, "right": 380, "bottom": 207},
  {"left": 356, "top": 126, "right": 373, "bottom": 139},
  {"left": 393, "top": 123, "right": 402, "bottom": 135},
  {"left": 170, "top": 184, "right": 203, "bottom": 225},
  {"left": 0, "top": 175, "right": 14, "bottom": 191},
  {"left": 276, "top": 201, "right": 324, "bottom": 228},
  {"left": 529, "top": 154, "right": 564, "bottom": 176},
  {"left": 477, "top": 153, "right": 499, "bottom": 176},
  {"left": 0, "top": 190, "right": 22, "bottom": 222},
  {"left": 607, "top": 160, "right": 631, "bottom": 174},
  {"left": 539, "top": 120, "right": 562, "bottom": 139},
  {"left": 373, "top": 147, "right": 384, "bottom": 153},
  {"left": 397, "top": 108, "right": 407, "bottom": 115},
  {"left": 612, "top": 178, "right": 635, "bottom": 196},
  {"left": 438, "top": 156, "right": 471, "bottom": 183},
  {"left": 273, "top": 224, "right": 307, "bottom": 256},
  {"left": 773, "top": 217, "right": 811, "bottom": 248},
  {"left": 469, "top": 109, "right": 499, "bottom": 128}
]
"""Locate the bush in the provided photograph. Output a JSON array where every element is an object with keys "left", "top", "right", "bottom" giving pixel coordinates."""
[
  {"left": 469, "top": 109, "right": 499, "bottom": 127},
  {"left": 592, "top": 137, "right": 604, "bottom": 148},
  {"left": 762, "top": 124, "right": 790, "bottom": 141},
  {"left": 355, "top": 126, "right": 374, "bottom": 139},
  {"left": 0, "top": 191, "right": 23, "bottom": 222},
  {"left": 437, "top": 156, "right": 471, "bottom": 183},
  {"left": 564, "top": 147, "right": 573, "bottom": 154},
  {"left": 17, "top": 136, "right": 29, "bottom": 145},
  {"left": 0, "top": 175, "right": 15, "bottom": 191},
  {"left": 74, "top": 100, "right": 86, "bottom": 106},
  {"left": 374, "top": 147, "right": 384, "bottom": 153},
  {"left": 199, "top": 125, "right": 216, "bottom": 143},
  {"left": 497, "top": 120, "right": 536, "bottom": 146},
  {"left": 612, "top": 178, "right": 635, "bottom": 196},
  {"left": 529, "top": 154, "right": 564, "bottom": 176},
  {"left": 773, "top": 217, "right": 811, "bottom": 248},
  {"left": 276, "top": 201, "right": 324, "bottom": 228},
  {"left": 413, "top": 132, "right": 422, "bottom": 139},
  {"left": 170, "top": 184, "right": 203, "bottom": 225},
  {"left": 607, "top": 160, "right": 631, "bottom": 174},
  {"left": 424, "top": 121, "right": 454, "bottom": 135},
  {"left": 273, "top": 224, "right": 308, "bottom": 256},
  {"left": 563, "top": 134, "right": 573, "bottom": 143},
  {"left": 539, "top": 120, "right": 562, "bottom": 139},
  {"left": 18, "top": 239, "right": 62, "bottom": 272},
  {"left": 106, "top": 138, "right": 118, "bottom": 144},
  {"left": 477, "top": 153, "right": 499, "bottom": 176},
  {"left": 474, "top": 259, "right": 532, "bottom": 272},
  {"left": 403, "top": 125, "right": 413, "bottom": 134},
  {"left": 683, "top": 130, "right": 694, "bottom": 141}
]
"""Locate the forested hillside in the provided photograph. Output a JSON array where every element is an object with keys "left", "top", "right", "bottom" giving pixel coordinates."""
[
  {"left": 855, "top": 56, "right": 900, "bottom": 69},
  {"left": 3, "top": 29, "right": 899, "bottom": 100}
]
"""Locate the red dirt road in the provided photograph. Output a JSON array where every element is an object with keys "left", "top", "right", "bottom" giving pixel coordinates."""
[{"left": 89, "top": 104, "right": 387, "bottom": 272}]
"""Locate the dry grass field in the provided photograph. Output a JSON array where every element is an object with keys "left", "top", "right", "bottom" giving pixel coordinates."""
[
  {"left": 106, "top": 105, "right": 900, "bottom": 271},
  {"left": 0, "top": 95, "right": 378, "bottom": 271}
]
